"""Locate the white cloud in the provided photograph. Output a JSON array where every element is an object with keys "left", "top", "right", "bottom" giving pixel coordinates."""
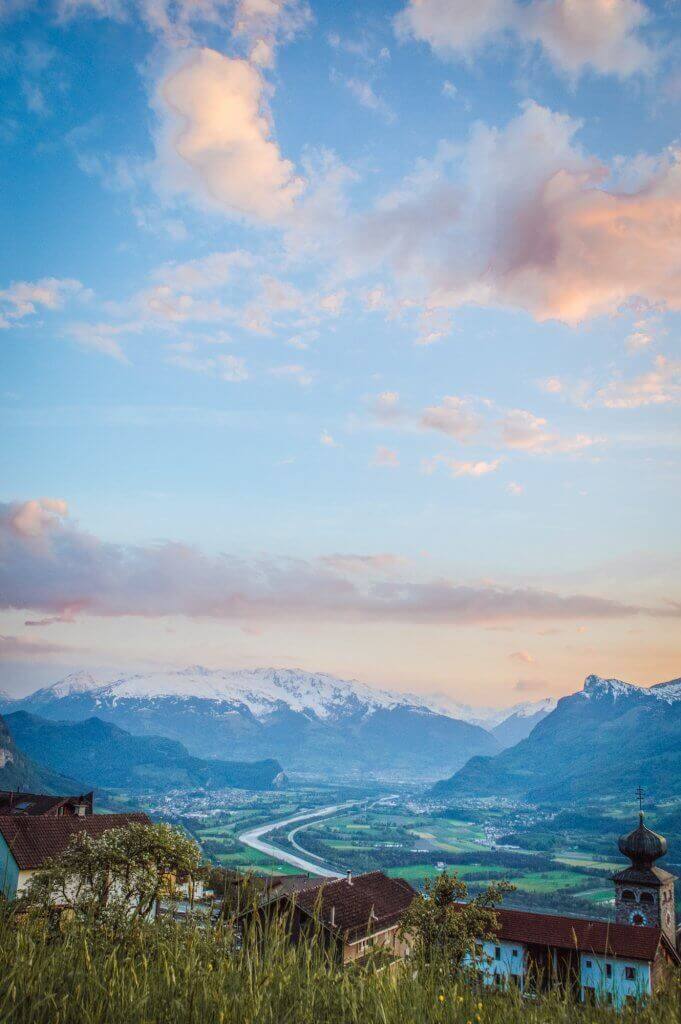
[
  {"left": 500, "top": 408, "right": 601, "bottom": 454},
  {"left": 594, "top": 355, "right": 681, "bottom": 409},
  {"left": 357, "top": 101, "right": 681, "bottom": 325},
  {"left": 424, "top": 455, "right": 501, "bottom": 477},
  {"left": 153, "top": 47, "right": 305, "bottom": 223},
  {"left": 233, "top": 0, "right": 312, "bottom": 67},
  {"left": 521, "top": 0, "right": 652, "bottom": 77},
  {"left": 372, "top": 445, "right": 399, "bottom": 468},
  {"left": 0, "top": 277, "right": 85, "bottom": 328},
  {"left": 66, "top": 321, "right": 130, "bottom": 361},
  {"left": 166, "top": 350, "right": 249, "bottom": 381},
  {"left": 7, "top": 497, "right": 68, "bottom": 539},
  {"left": 152, "top": 250, "right": 253, "bottom": 293},
  {"left": 507, "top": 481, "right": 524, "bottom": 496},
  {"left": 420, "top": 396, "right": 483, "bottom": 441},
  {"left": 625, "top": 329, "right": 653, "bottom": 353},
  {"left": 539, "top": 377, "right": 563, "bottom": 394},
  {"left": 269, "top": 363, "right": 314, "bottom": 386},
  {"left": 334, "top": 73, "right": 395, "bottom": 122},
  {"left": 56, "top": 1, "right": 312, "bottom": 60},
  {"left": 395, "top": 0, "right": 653, "bottom": 77},
  {"left": 320, "top": 429, "right": 338, "bottom": 447}
]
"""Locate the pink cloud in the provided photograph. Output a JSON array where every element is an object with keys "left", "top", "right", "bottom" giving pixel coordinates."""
[
  {"left": 424, "top": 456, "right": 501, "bottom": 478},
  {"left": 499, "top": 409, "right": 601, "bottom": 454},
  {"left": 372, "top": 445, "right": 400, "bottom": 468},
  {"left": 358, "top": 101, "right": 681, "bottom": 325},
  {"left": 1, "top": 499, "right": 669, "bottom": 626},
  {"left": 420, "top": 396, "right": 483, "bottom": 441},
  {"left": 395, "top": 0, "right": 653, "bottom": 77},
  {"left": 153, "top": 48, "right": 305, "bottom": 223},
  {"left": 594, "top": 355, "right": 681, "bottom": 409}
]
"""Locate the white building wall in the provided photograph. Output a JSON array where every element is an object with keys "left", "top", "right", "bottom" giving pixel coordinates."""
[
  {"left": 464, "top": 939, "right": 526, "bottom": 990},
  {"left": 580, "top": 953, "right": 651, "bottom": 1009}
]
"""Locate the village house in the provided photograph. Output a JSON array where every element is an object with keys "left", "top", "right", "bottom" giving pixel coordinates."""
[
  {"left": 241, "top": 870, "right": 416, "bottom": 964},
  {"left": 0, "top": 790, "right": 94, "bottom": 817},
  {"left": 463, "top": 809, "right": 680, "bottom": 1008},
  {"left": 0, "top": 810, "right": 150, "bottom": 900}
]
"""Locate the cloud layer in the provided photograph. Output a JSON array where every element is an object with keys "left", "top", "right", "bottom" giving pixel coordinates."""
[
  {"left": 396, "top": 0, "right": 653, "bottom": 77},
  {"left": 1, "top": 498, "right": 673, "bottom": 627},
  {"left": 359, "top": 101, "right": 681, "bottom": 324}
]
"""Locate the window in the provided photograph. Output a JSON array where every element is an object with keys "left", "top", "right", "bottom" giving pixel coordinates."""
[
  {"left": 583, "top": 986, "right": 595, "bottom": 1006},
  {"left": 606, "top": 964, "right": 612, "bottom": 978},
  {"left": 494, "top": 946, "right": 501, "bottom": 960},
  {"left": 621, "top": 890, "right": 636, "bottom": 902},
  {"left": 625, "top": 967, "right": 636, "bottom": 981},
  {"left": 640, "top": 892, "right": 654, "bottom": 905},
  {"left": 511, "top": 949, "right": 518, "bottom": 957},
  {"left": 585, "top": 960, "right": 592, "bottom": 969}
]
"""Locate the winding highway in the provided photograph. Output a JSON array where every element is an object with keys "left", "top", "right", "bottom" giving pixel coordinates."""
[{"left": 238, "top": 802, "right": 358, "bottom": 877}]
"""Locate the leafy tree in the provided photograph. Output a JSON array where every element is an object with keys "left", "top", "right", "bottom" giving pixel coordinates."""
[
  {"left": 398, "top": 869, "right": 514, "bottom": 969},
  {"left": 23, "top": 822, "right": 200, "bottom": 922}
]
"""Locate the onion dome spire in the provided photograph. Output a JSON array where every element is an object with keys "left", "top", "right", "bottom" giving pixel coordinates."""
[{"left": 618, "top": 789, "right": 667, "bottom": 868}]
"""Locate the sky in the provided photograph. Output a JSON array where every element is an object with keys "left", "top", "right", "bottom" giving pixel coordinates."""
[{"left": 1, "top": 0, "right": 680, "bottom": 705}]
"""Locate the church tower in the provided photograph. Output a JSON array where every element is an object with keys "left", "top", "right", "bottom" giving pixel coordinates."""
[{"left": 613, "top": 801, "right": 677, "bottom": 945}]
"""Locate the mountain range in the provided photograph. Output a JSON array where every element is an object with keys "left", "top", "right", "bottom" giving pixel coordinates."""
[
  {"left": 0, "top": 667, "right": 551, "bottom": 782},
  {"left": 3, "top": 711, "right": 284, "bottom": 793},
  {"left": 0, "top": 713, "right": 79, "bottom": 794},
  {"left": 431, "top": 674, "right": 681, "bottom": 802}
]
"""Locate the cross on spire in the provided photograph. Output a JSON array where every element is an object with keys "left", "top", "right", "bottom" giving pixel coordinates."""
[{"left": 636, "top": 785, "right": 645, "bottom": 814}]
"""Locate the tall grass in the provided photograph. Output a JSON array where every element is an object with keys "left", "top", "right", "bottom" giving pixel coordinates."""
[{"left": 0, "top": 906, "right": 676, "bottom": 1024}]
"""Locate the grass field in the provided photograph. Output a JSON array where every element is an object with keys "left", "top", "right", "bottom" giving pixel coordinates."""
[{"left": 1, "top": 909, "right": 675, "bottom": 1024}]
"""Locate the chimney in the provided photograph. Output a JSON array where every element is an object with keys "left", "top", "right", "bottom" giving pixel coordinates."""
[
  {"left": 346, "top": 870, "right": 352, "bottom": 885},
  {"left": 329, "top": 905, "right": 335, "bottom": 927}
]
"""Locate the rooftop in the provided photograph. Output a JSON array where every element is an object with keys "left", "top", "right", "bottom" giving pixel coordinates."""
[
  {"left": 0, "top": 813, "right": 151, "bottom": 869},
  {"left": 295, "top": 871, "right": 416, "bottom": 941},
  {"left": 0, "top": 791, "right": 93, "bottom": 817},
  {"left": 457, "top": 904, "right": 674, "bottom": 963}
]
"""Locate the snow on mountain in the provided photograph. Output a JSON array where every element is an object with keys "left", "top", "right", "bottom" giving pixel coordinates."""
[
  {"left": 31, "top": 668, "right": 561, "bottom": 728},
  {"left": 45, "top": 671, "right": 102, "bottom": 699},
  {"left": 504, "top": 698, "right": 557, "bottom": 719},
  {"left": 34, "top": 667, "right": 444, "bottom": 722},
  {"left": 650, "top": 677, "right": 681, "bottom": 702},
  {"left": 425, "top": 693, "right": 556, "bottom": 728},
  {"left": 581, "top": 673, "right": 681, "bottom": 703}
]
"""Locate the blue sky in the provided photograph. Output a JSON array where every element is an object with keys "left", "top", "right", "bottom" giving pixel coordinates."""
[{"left": 1, "top": 0, "right": 680, "bottom": 703}]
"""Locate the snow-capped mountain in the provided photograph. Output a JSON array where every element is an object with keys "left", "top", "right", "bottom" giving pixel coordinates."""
[
  {"left": 581, "top": 673, "right": 681, "bottom": 703},
  {"left": 35, "top": 666, "right": 438, "bottom": 720},
  {"left": 25, "top": 667, "right": 556, "bottom": 727},
  {"left": 16, "top": 667, "right": 502, "bottom": 783},
  {"left": 432, "top": 672, "right": 681, "bottom": 802}
]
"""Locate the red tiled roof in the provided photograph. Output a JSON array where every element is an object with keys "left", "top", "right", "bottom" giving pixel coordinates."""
[
  {"left": 0, "top": 791, "right": 93, "bottom": 817},
  {"left": 295, "top": 871, "right": 416, "bottom": 941},
  {"left": 0, "top": 813, "right": 151, "bottom": 870},
  {"left": 456, "top": 904, "right": 666, "bottom": 962}
]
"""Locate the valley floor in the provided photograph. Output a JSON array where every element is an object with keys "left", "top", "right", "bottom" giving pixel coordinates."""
[{"left": 107, "top": 783, "right": 681, "bottom": 920}]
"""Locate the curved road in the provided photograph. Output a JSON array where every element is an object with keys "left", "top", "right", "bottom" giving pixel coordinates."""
[{"left": 238, "top": 802, "right": 358, "bottom": 877}]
